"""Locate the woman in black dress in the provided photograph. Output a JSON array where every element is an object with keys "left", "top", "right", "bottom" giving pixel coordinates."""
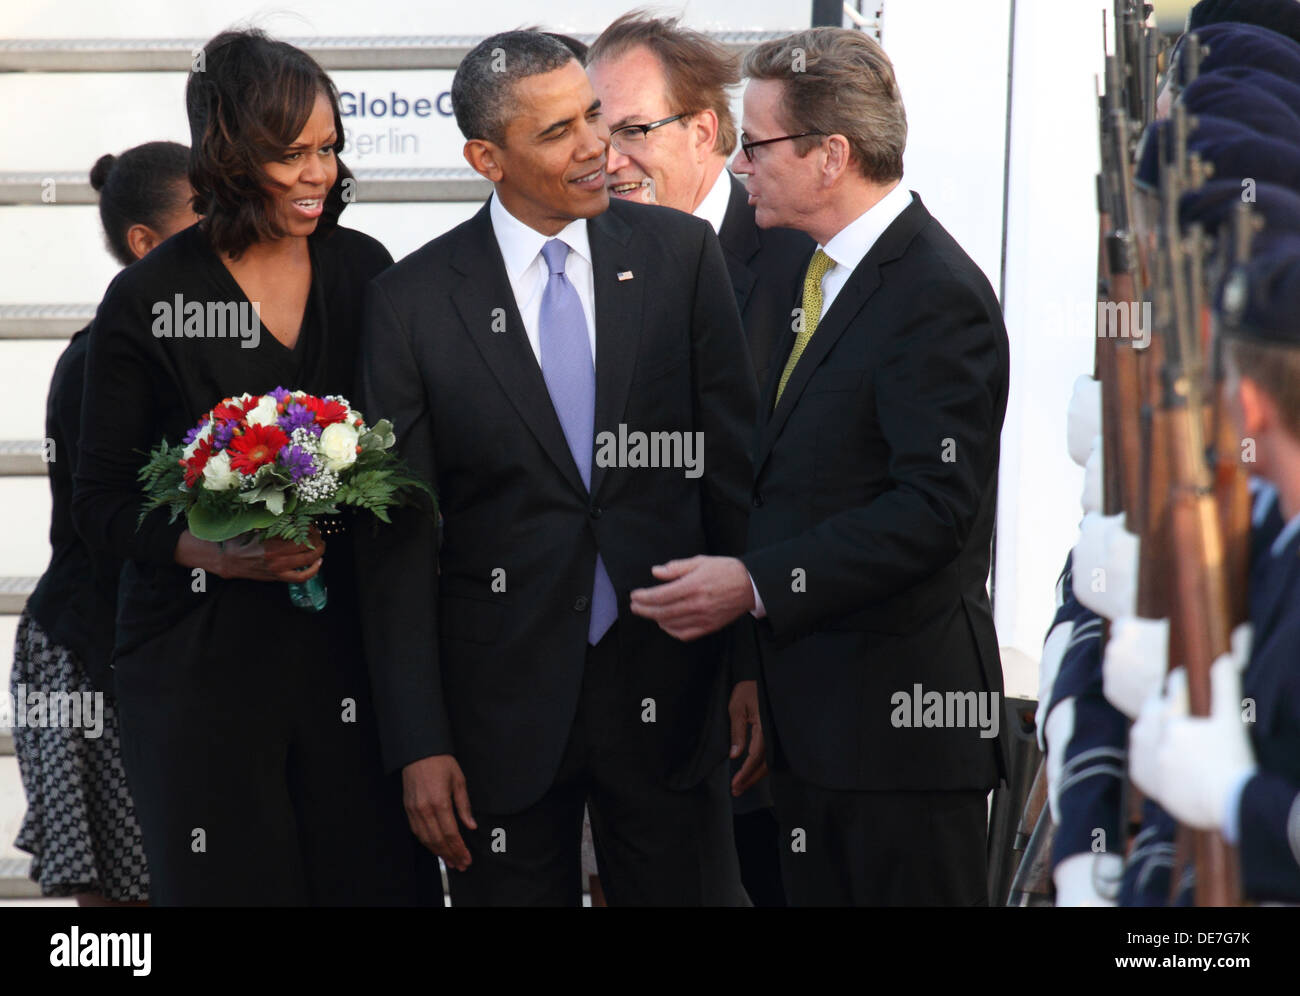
[
  {"left": 72, "top": 29, "right": 435, "bottom": 905},
  {"left": 12, "top": 142, "right": 195, "bottom": 905}
]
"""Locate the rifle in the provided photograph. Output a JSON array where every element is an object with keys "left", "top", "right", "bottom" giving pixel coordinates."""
[
  {"left": 1211, "top": 205, "right": 1257, "bottom": 630},
  {"left": 1098, "top": 48, "right": 1146, "bottom": 523},
  {"left": 1154, "top": 102, "right": 1244, "bottom": 906},
  {"left": 1005, "top": 738, "right": 1054, "bottom": 905},
  {"left": 1097, "top": 2, "right": 1159, "bottom": 852}
]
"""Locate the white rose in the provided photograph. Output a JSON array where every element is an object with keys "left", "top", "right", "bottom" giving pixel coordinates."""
[
  {"left": 319, "top": 422, "right": 359, "bottom": 471},
  {"left": 245, "top": 395, "right": 279, "bottom": 427},
  {"left": 201, "top": 449, "right": 239, "bottom": 491}
]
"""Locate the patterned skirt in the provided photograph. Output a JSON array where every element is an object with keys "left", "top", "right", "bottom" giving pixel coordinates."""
[{"left": 9, "top": 609, "right": 149, "bottom": 901}]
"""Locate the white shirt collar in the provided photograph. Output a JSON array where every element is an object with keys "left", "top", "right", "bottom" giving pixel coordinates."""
[
  {"left": 820, "top": 181, "right": 914, "bottom": 275},
  {"left": 692, "top": 162, "right": 733, "bottom": 236},
  {"left": 489, "top": 189, "right": 592, "bottom": 279}
]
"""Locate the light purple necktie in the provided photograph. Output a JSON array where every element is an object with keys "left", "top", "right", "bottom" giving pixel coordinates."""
[{"left": 539, "top": 238, "right": 617, "bottom": 645}]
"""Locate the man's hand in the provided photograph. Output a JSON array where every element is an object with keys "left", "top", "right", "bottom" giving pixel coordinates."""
[
  {"left": 629, "top": 555, "right": 755, "bottom": 641},
  {"left": 728, "top": 680, "right": 768, "bottom": 795},
  {"left": 401, "top": 754, "right": 477, "bottom": 871}
]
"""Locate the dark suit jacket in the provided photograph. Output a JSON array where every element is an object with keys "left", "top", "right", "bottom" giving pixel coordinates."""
[
  {"left": 354, "top": 197, "right": 758, "bottom": 815},
  {"left": 717, "top": 173, "right": 816, "bottom": 387},
  {"left": 741, "top": 193, "right": 1009, "bottom": 794}
]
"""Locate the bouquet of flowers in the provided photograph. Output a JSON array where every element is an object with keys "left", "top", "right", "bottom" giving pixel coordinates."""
[{"left": 138, "top": 386, "right": 433, "bottom": 611}]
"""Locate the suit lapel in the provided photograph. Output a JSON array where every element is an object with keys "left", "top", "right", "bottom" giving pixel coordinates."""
[
  {"left": 754, "top": 196, "right": 930, "bottom": 476},
  {"left": 449, "top": 201, "right": 588, "bottom": 499},
  {"left": 588, "top": 205, "right": 643, "bottom": 499}
]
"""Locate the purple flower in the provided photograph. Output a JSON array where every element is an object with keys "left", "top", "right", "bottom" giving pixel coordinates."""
[
  {"left": 277, "top": 443, "right": 317, "bottom": 482},
  {"left": 269, "top": 386, "right": 291, "bottom": 404},
  {"left": 182, "top": 417, "right": 209, "bottom": 445},
  {"left": 211, "top": 420, "right": 236, "bottom": 451},
  {"left": 278, "top": 403, "right": 320, "bottom": 436}
]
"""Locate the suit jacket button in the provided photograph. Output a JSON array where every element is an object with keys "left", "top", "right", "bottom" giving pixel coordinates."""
[
  {"left": 574, "top": 595, "right": 590, "bottom": 611},
  {"left": 590, "top": 505, "right": 603, "bottom": 519}
]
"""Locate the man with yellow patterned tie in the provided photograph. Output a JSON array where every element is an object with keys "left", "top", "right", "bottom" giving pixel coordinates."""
[{"left": 630, "top": 27, "right": 1010, "bottom": 905}]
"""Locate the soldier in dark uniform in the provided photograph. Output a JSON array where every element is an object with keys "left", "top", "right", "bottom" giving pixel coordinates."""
[{"left": 1129, "top": 238, "right": 1300, "bottom": 904}]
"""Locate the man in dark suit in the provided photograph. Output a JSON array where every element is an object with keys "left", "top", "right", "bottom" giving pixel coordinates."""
[
  {"left": 354, "top": 30, "right": 756, "bottom": 906},
  {"left": 631, "top": 27, "right": 1009, "bottom": 905},
  {"left": 587, "top": 13, "right": 813, "bottom": 387},
  {"left": 587, "top": 12, "right": 814, "bottom": 907}
]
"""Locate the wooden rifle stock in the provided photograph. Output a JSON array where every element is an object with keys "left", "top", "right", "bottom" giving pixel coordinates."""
[{"left": 1158, "top": 140, "right": 1243, "bottom": 902}]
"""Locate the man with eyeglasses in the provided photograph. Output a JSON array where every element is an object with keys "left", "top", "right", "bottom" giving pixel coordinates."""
[
  {"left": 587, "top": 14, "right": 814, "bottom": 391},
  {"left": 587, "top": 12, "right": 814, "bottom": 908},
  {"left": 631, "top": 28, "right": 1010, "bottom": 906}
]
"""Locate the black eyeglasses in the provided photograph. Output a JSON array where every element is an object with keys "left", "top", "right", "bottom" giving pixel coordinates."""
[
  {"left": 610, "top": 113, "right": 693, "bottom": 153},
  {"left": 739, "top": 131, "right": 825, "bottom": 162}
]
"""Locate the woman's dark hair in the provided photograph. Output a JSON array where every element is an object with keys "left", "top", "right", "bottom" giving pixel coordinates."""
[
  {"left": 186, "top": 28, "right": 351, "bottom": 258},
  {"left": 89, "top": 142, "right": 191, "bottom": 266}
]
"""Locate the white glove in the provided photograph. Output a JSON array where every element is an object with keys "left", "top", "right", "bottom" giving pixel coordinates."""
[
  {"left": 1067, "top": 375, "right": 1102, "bottom": 468},
  {"left": 1053, "top": 851, "right": 1123, "bottom": 906},
  {"left": 1103, "top": 616, "right": 1169, "bottom": 720},
  {"left": 1227, "top": 622, "right": 1254, "bottom": 671},
  {"left": 1043, "top": 698, "right": 1075, "bottom": 825},
  {"left": 1128, "top": 677, "right": 1173, "bottom": 804},
  {"left": 1081, "top": 435, "right": 1103, "bottom": 515},
  {"left": 1072, "top": 511, "right": 1139, "bottom": 619},
  {"left": 1036, "top": 620, "right": 1074, "bottom": 749},
  {"left": 1129, "top": 636, "right": 1256, "bottom": 830}
]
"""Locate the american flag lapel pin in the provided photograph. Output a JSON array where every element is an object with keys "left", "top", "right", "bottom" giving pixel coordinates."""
[{"left": 617, "top": 270, "right": 634, "bottom": 281}]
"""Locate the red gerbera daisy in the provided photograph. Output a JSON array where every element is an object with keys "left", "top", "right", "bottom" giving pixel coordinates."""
[
  {"left": 228, "top": 424, "right": 288, "bottom": 475},
  {"left": 212, "top": 396, "right": 257, "bottom": 422},
  {"left": 182, "top": 437, "right": 214, "bottom": 488},
  {"left": 301, "top": 395, "right": 349, "bottom": 426}
]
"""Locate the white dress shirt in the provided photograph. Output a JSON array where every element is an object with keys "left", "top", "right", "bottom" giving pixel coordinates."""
[
  {"left": 692, "top": 162, "right": 733, "bottom": 236},
  {"left": 815, "top": 181, "right": 913, "bottom": 319},
  {"left": 488, "top": 190, "right": 598, "bottom": 365},
  {"left": 748, "top": 181, "right": 914, "bottom": 619}
]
